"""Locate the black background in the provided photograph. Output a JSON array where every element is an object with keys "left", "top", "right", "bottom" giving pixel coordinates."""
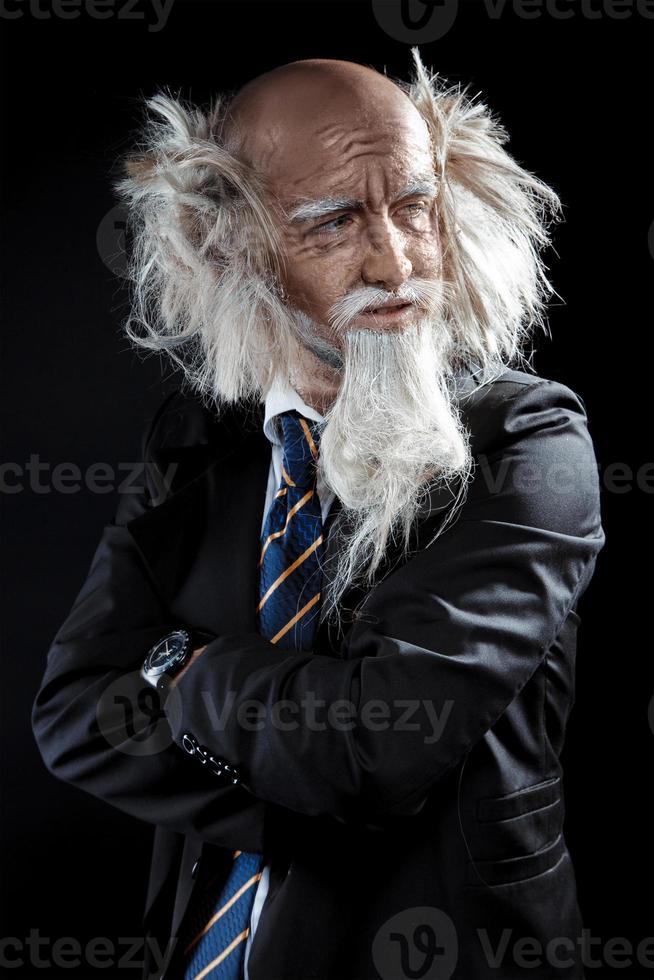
[{"left": 1, "top": 0, "right": 653, "bottom": 977}]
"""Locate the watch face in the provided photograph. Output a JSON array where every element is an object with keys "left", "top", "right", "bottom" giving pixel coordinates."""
[{"left": 147, "top": 630, "right": 190, "bottom": 675}]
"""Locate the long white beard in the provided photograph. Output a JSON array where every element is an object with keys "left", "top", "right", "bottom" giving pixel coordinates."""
[{"left": 286, "top": 285, "right": 473, "bottom": 625}]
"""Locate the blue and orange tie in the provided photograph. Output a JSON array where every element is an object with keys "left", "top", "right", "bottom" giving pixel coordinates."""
[{"left": 180, "top": 409, "right": 325, "bottom": 980}]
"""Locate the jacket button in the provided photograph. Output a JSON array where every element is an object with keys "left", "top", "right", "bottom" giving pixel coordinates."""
[
  {"left": 181, "top": 732, "right": 197, "bottom": 755},
  {"left": 191, "top": 859, "right": 200, "bottom": 879}
]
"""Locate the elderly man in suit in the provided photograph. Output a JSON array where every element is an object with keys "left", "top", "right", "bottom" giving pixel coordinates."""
[{"left": 31, "top": 51, "right": 605, "bottom": 980}]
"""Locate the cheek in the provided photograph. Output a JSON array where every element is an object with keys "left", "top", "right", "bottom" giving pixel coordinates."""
[
  {"left": 407, "top": 232, "right": 442, "bottom": 278},
  {"left": 284, "top": 246, "right": 361, "bottom": 317},
  {"left": 401, "top": 207, "right": 442, "bottom": 275}
]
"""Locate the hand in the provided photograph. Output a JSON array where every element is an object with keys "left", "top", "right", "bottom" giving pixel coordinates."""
[{"left": 170, "top": 645, "right": 207, "bottom": 689}]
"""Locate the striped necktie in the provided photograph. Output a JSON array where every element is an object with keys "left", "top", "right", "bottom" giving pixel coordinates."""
[
  {"left": 257, "top": 409, "right": 325, "bottom": 648},
  {"left": 179, "top": 409, "right": 325, "bottom": 980}
]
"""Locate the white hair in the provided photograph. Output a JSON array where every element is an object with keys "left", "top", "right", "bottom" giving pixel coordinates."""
[
  {"left": 399, "top": 50, "right": 561, "bottom": 370},
  {"left": 114, "top": 51, "right": 562, "bottom": 623},
  {"left": 114, "top": 91, "right": 293, "bottom": 409}
]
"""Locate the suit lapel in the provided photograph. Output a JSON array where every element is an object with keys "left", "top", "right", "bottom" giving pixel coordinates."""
[{"left": 126, "top": 406, "right": 271, "bottom": 634}]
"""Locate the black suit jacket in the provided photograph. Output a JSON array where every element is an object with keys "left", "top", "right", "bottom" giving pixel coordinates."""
[{"left": 31, "top": 365, "right": 605, "bottom": 980}]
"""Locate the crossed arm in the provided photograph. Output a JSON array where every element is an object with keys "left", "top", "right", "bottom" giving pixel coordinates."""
[{"left": 31, "top": 379, "right": 605, "bottom": 839}]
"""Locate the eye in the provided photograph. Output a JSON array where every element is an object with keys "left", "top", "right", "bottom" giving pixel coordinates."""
[
  {"left": 399, "top": 201, "right": 429, "bottom": 217},
  {"left": 312, "top": 214, "right": 354, "bottom": 236}
]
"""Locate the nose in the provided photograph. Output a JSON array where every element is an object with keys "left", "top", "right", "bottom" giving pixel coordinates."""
[{"left": 361, "top": 222, "right": 412, "bottom": 291}]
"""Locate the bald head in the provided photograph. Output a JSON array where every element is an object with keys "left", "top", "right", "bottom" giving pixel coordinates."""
[{"left": 224, "top": 59, "right": 431, "bottom": 178}]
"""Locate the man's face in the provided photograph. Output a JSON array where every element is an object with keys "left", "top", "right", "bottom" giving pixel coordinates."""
[{"left": 269, "top": 110, "right": 441, "bottom": 348}]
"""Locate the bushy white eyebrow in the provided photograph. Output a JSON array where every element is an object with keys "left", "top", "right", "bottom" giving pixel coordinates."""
[
  {"left": 396, "top": 178, "right": 439, "bottom": 202},
  {"left": 288, "top": 198, "right": 363, "bottom": 223},
  {"left": 287, "top": 176, "right": 439, "bottom": 225}
]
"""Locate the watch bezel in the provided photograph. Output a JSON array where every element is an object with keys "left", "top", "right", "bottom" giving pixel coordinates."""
[{"left": 143, "top": 629, "right": 192, "bottom": 679}]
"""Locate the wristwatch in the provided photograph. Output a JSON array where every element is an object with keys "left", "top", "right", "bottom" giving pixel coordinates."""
[{"left": 140, "top": 628, "right": 214, "bottom": 695}]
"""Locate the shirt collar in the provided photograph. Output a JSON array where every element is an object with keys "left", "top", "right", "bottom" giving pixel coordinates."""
[{"left": 262, "top": 375, "right": 325, "bottom": 448}]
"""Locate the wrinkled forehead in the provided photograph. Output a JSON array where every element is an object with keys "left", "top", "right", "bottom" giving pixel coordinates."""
[
  {"left": 272, "top": 112, "right": 435, "bottom": 206},
  {"left": 228, "top": 79, "right": 435, "bottom": 205}
]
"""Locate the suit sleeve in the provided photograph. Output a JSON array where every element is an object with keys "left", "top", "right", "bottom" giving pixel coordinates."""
[
  {"left": 30, "top": 393, "right": 269, "bottom": 852},
  {"left": 167, "top": 379, "right": 606, "bottom": 823}
]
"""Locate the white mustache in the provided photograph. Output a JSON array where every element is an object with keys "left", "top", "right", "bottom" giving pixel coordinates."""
[{"left": 327, "top": 278, "right": 445, "bottom": 334}]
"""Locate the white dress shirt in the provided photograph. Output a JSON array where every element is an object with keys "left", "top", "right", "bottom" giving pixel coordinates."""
[{"left": 243, "top": 376, "right": 335, "bottom": 979}]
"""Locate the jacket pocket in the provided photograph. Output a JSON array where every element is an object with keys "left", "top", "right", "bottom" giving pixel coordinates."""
[{"left": 465, "top": 776, "right": 565, "bottom": 887}]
